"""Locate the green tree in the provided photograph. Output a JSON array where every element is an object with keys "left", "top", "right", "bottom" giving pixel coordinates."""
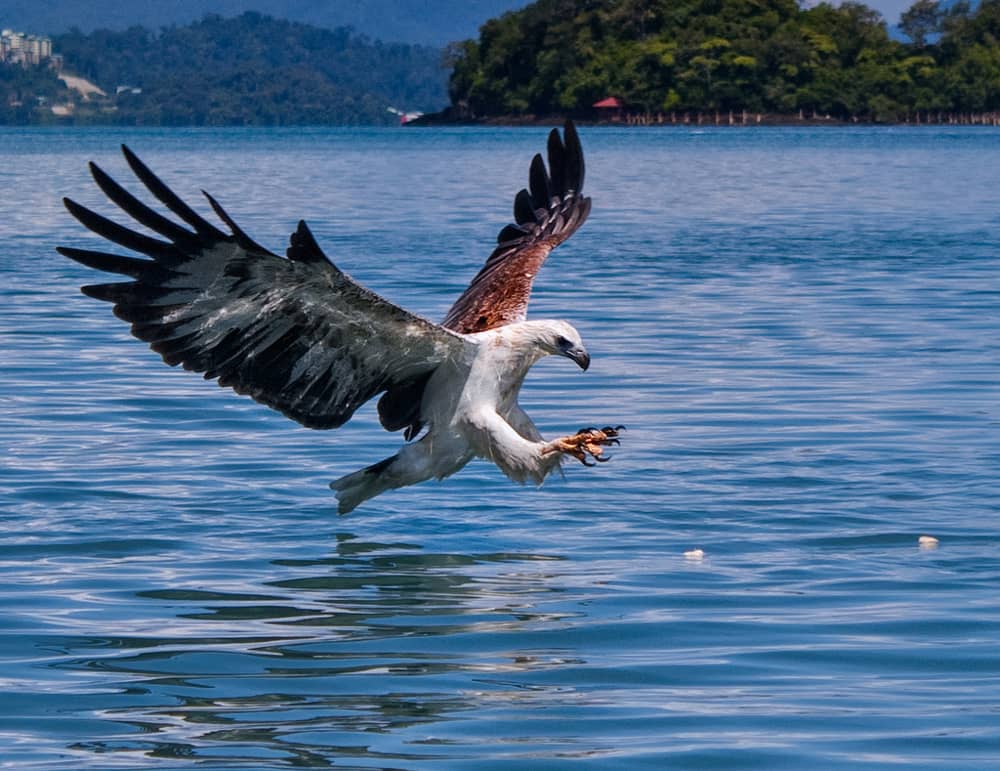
[{"left": 900, "top": 0, "right": 944, "bottom": 47}]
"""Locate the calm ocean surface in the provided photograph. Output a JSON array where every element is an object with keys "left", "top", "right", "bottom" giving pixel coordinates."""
[{"left": 2, "top": 125, "right": 999, "bottom": 769}]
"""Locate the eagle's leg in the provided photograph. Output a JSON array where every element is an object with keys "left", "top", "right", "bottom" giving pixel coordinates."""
[{"left": 542, "top": 426, "right": 623, "bottom": 466}]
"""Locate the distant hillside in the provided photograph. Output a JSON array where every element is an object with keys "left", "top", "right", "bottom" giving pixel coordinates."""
[
  {"left": 30, "top": 13, "right": 449, "bottom": 125},
  {"left": 1, "top": 0, "right": 533, "bottom": 47}
]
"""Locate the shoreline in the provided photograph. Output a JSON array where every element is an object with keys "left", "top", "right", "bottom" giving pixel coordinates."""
[
  {"left": 4, "top": 111, "right": 999, "bottom": 129},
  {"left": 410, "top": 108, "right": 1000, "bottom": 128}
]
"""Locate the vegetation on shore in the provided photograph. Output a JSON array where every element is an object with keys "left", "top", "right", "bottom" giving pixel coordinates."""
[
  {"left": 5, "top": 2, "right": 1000, "bottom": 127},
  {"left": 0, "top": 62, "right": 68, "bottom": 124},
  {"left": 1, "top": 12, "right": 448, "bottom": 126},
  {"left": 445, "top": 0, "right": 1000, "bottom": 123}
]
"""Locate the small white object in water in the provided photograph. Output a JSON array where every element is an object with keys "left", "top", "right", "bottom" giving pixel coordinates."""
[
  {"left": 918, "top": 535, "right": 939, "bottom": 549},
  {"left": 684, "top": 548, "right": 705, "bottom": 561}
]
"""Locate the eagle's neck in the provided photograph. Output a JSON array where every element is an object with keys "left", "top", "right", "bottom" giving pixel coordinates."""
[
  {"left": 468, "top": 323, "right": 551, "bottom": 406},
  {"left": 495, "top": 322, "right": 552, "bottom": 370}
]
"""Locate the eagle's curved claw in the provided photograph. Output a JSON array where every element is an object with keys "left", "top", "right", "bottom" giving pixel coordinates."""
[{"left": 543, "top": 425, "right": 624, "bottom": 466}]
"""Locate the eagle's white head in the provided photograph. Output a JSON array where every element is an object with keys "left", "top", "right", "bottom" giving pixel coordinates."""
[{"left": 505, "top": 319, "right": 590, "bottom": 371}]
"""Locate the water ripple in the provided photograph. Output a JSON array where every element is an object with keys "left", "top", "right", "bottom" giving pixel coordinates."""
[{"left": 3, "top": 125, "right": 1000, "bottom": 768}]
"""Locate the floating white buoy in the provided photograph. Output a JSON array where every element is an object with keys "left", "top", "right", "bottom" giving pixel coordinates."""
[
  {"left": 684, "top": 548, "right": 705, "bottom": 561},
  {"left": 918, "top": 535, "right": 939, "bottom": 549}
]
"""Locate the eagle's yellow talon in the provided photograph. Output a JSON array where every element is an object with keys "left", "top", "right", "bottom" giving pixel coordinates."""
[{"left": 545, "top": 425, "right": 624, "bottom": 465}]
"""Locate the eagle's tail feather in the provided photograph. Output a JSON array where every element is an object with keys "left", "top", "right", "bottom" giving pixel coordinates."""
[{"left": 329, "top": 454, "right": 399, "bottom": 514}]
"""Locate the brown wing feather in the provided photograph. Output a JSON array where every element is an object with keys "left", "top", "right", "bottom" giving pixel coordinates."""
[
  {"left": 377, "top": 120, "right": 591, "bottom": 438},
  {"left": 441, "top": 120, "right": 590, "bottom": 334},
  {"left": 455, "top": 242, "right": 554, "bottom": 332}
]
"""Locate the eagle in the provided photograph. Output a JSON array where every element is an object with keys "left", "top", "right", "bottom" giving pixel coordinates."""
[{"left": 58, "top": 121, "right": 622, "bottom": 513}]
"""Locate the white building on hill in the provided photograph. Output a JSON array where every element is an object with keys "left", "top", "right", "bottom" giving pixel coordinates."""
[{"left": 1, "top": 29, "right": 54, "bottom": 66}]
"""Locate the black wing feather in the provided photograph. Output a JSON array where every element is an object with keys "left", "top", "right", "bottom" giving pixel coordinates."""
[
  {"left": 201, "top": 190, "right": 274, "bottom": 255},
  {"left": 513, "top": 189, "right": 537, "bottom": 226},
  {"left": 88, "top": 162, "right": 202, "bottom": 249},
  {"left": 120, "top": 144, "right": 228, "bottom": 241},
  {"left": 528, "top": 153, "right": 551, "bottom": 209},
  {"left": 60, "top": 146, "right": 466, "bottom": 430},
  {"left": 287, "top": 220, "right": 336, "bottom": 266},
  {"left": 57, "top": 246, "right": 157, "bottom": 280},
  {"left": 62, "top": 197, "right": 179, "bottom": 261},
  {"left": 546, "top": 127, "right": 567, "bottom": 197},
  {"left": 562, "top": 120, "right": 585, "bottom": 192}
]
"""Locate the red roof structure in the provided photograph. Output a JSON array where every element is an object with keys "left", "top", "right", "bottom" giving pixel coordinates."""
[{"left": 593, "top": 97, "right": 623, "bottom": 108}]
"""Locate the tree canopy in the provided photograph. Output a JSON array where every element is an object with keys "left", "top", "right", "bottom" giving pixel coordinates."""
[
  {"left": 446, "top": 0, "right": 1000, "bottom": 121},
  {"left": 6, "top": 3, "right": 999, "bottom": 126}
]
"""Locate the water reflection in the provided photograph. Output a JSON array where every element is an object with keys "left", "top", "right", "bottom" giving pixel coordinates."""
[{"left": 59, "top": 533, "right": 580, "bottom": 766}]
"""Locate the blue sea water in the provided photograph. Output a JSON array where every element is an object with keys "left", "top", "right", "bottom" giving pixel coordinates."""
[{"left": 2, "top": 124, "right": 999, "bottom": 769}]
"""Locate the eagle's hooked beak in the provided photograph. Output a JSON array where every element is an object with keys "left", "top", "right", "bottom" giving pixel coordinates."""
[{"left": 562, "top": 344, "right": 590, "bottom": 371}]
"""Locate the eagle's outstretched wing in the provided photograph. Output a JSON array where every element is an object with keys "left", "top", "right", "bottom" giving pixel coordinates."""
[
  {"left": 442, "top": 120, "right": 591, "bottom": 334},
  {"left": 58, "top": 146, "right": 468, "bottom": 430},
  {"left": 377, "top": 121, "right": 590, "bottom": 439}
]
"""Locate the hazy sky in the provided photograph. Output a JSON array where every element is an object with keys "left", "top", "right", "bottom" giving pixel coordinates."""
[
  {"left": 0, "top": 1, "right": 530, "bottom": 45},
  {"left": 2, "top": 0, "right": 917, "bottom": 43},
  {"left": 868, "top": 0, "right": 918, "bottom": 24},
  {"left": 809, "top": 0, "right": 914, "bottom": 25}
]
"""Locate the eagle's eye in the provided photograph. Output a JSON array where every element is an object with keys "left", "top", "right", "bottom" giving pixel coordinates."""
[{"left": 555, "top": 335, "right": 571, "bottom": 349}]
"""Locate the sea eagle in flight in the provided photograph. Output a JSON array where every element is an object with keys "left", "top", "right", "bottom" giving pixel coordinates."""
[{"left": 58, "top": 121, "right": 622, "bottom": 513}]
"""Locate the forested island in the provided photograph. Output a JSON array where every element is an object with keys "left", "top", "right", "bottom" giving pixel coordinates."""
[
  {"left": 3, "top": 0, "right": 1000, "bottom": 126},
  {"left": 0, "top": 13, "right": 448, "bottom": 125},
  {"left": 443, "top": 0, "right": 1000, "bottom": 124}
]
